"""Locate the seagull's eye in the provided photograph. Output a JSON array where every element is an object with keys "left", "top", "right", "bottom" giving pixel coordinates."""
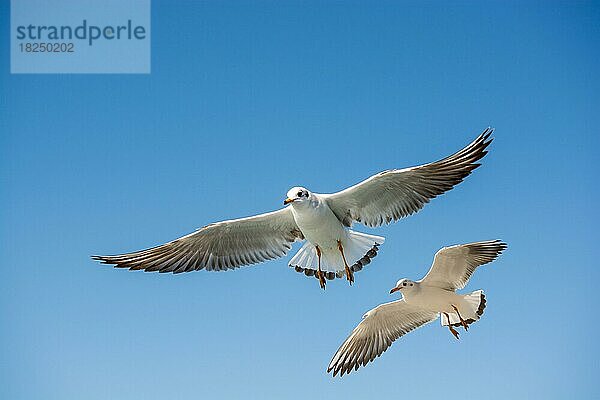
[
  {"left": 297, "top": 191, "right": 303, "bottom": 197},
  {"left": 403, "top": 282, "right": 407, "bottom": 286}
]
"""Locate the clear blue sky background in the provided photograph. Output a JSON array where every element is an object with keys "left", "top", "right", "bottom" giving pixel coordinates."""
[{"left": 1, "top": 1, "right": 598, "bottom": 399}]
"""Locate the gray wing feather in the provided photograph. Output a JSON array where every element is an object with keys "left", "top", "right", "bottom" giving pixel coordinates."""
[
  {"left": 92, "top": 207, "right": 303, "bottom": 273},
  {"left": 420, "top": 240, "right": 507, "bottom": 290},
  {"left": 324, "top": 128, "right": 493, "bottom": 227},
  {"left": 327, "top": 300, "right": 438, "bottom": 377}
]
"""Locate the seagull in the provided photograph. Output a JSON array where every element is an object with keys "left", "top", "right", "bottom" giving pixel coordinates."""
[
  {"left": 93, "top": 128, "right": 494, "bottom": 289},
  {"left": 327, "top": 240, "right": 507, "bottom": 376}
]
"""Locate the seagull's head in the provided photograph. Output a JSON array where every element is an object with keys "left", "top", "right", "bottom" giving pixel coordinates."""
[
  {"left": 284, "top": 187, "right": 311, "bottom": 206},
  {"left": 390, "top": 278, "right": 415, "bottom": 294}
]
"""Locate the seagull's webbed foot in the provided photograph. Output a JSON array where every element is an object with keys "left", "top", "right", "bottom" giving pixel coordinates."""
[
  {"left": 317, "top": 270, "right": 326, "bottom": 290},
  {"left": 449, "top": 325, "right": 460, "bottom": 340},
  {"left": 452, "top": 305, "right": 469, "bottom": 331},
  {"left": 316, "top": 246, "right": 326, "bottom": 290},
  {"left": 444, "top": 313, "right": 460, "bottom": 340},
  {"left": 337, "top": 240, "right": 354, "bottom": 286},
  {"left": 345, "top": 265, "right": 354, "bottom": 285}
]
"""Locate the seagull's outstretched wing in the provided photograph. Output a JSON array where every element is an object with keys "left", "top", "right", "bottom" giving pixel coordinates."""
[
  {"left": 420, "top": 240, "right": 507, "bottom": 290},
  {"left": 92, "top": 208, "right": 303, "bottom": 273},
  {"left": 324, "top": 128, "right": 493, "bottom": 227},
  {"left": 327, "top": 300, "right": 438, "bottom": 377}
]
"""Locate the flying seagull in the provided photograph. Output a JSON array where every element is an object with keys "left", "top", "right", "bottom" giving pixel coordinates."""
[
  {"left": 327, "top": 240, "right": 507, "bottom": 376},
  {"left": 93, "top": 128, "right": 494, "bottom": 289}
]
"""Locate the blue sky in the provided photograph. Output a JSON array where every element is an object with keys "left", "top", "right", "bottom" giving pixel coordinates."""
[{"left": 1, "top": 1, "right": 598, "bottom": 399}]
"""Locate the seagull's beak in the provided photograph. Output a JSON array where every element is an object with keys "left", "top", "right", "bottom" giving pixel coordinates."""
[
  {"left": 390, "top": 287, "right": 401, "bottom": 294},
  {"left": 284, "top": 198, "right": 295, "bottom": 205}
]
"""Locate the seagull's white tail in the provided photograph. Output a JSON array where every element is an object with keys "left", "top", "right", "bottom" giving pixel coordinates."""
[
  {"left": 441, "top": 290, "right": 486, "bottom": 327},
  {"left": 289, "top": 231, "right": 385, "bottom": 281}
]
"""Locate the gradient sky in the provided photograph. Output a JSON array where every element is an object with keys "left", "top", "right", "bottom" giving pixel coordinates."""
[{"left": 1, "top": 1, "right": 598, "bottom": 399}]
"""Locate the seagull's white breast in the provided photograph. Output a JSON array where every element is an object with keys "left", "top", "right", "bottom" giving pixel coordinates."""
[
  {"left": 404, "top": 285, "right": 466, "bottom": 314},
  {"left": 291, "top": 196, "right": 346, "bottom": 250}
]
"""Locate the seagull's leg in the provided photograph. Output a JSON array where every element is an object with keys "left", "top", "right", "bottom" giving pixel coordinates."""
[
  {"left": 337, "top": 240, "right": 354, "bottom": 285},
  {"left": 316, "top": 245, "right": 326, "bottom": 290},
  {"left": 444, "top": 313, "right": 460, "bottom": 340},
  {"left": 451, "top": 305, "right": 469, "bottom": 331}
]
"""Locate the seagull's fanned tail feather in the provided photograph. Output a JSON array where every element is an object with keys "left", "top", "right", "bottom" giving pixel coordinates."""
[
  {"left": 441, "top": 290, "right": 486, "bottom": 327},
  {"left": 289, "top": 231, "right": 384, "bottom": 279}
]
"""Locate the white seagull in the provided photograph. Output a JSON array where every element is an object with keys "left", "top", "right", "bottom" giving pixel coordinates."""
[
  {"left": 327, "top": 240, "right": 507, "bottom": 376},
  {"left": 93, "top": 128, "right": 494, "bottom": 289}
]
